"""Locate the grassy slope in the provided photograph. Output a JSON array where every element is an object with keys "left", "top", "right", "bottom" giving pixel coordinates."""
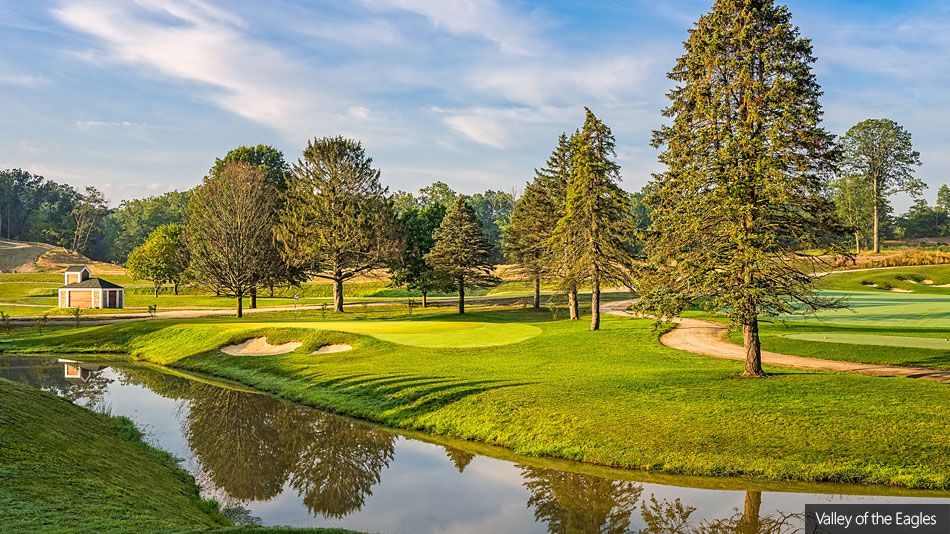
[
  {"left": 0, "top": 377, "right": 227, "bottom": 533},
  {"left": 3, "top": 305, "right": 950, "bottom": 490},
  {"left": 0, "top": 378, "right": 365, "bottom": 534},
  {"left": 818, "top": 265, "right": 950, "bottom": 294}
]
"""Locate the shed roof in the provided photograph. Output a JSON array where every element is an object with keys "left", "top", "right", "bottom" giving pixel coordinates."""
[
  {"left": 64, "top": 265, "right": 90, "bottom": 273},
  {"left": 61, "top": 278, "right": 123, "bottom": 289}
]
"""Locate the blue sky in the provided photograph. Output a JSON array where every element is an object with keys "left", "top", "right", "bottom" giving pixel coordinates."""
[{"left": 1, "top": 0, "right": 947, "bottom": 210}]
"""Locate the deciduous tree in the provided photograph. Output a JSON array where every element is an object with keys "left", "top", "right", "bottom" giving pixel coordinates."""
[
  {"left": 426, "top": 197, "right": 498, "bottom": 314},
  {"left": 840, "top": 119, "right": 923, "bottom": 253},
  {"left": 126, "top": 224, "right": 188, "bottom": 297},
  {"left": 276, "top": 136, "right": 400, "bottom": 312},
  {"left": 187, "top": 162, "right": 278, "bottom": 317},
  {"left": 638, "top": 0, "right": 848, "bottom": 376}
]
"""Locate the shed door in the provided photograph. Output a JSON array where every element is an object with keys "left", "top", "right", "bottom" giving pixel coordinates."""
[
  {"left": 68, "top": 291, "right": 92, "bottom": 309},
  {"left": 108, "top": 291, "right": 117, "bottom": 308}
]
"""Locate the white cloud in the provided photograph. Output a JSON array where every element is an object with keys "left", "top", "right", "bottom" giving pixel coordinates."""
[
  {"left": 359, "top": 0, "right": 542, "bottom": 55},
  {"left": 76, "top": 120, "right": 165, "bottom": 129}
]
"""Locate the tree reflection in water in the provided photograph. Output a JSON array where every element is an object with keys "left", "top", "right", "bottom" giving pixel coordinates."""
[
  {"left": 0, "top": 356, "right": 112, "bottom": 405},
  {"left": 520, "top": 466, "right": 643, "bottom": 534},
  {"left": 119, "top": 368, "right": 396, "bottom": 519},
  {"left": 640, "top": 491, "right": 799, "bottom": 534}
]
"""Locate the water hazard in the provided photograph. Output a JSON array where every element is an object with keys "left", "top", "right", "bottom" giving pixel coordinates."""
[{"left": 1, "top": 355, "right": 947, "bottom": 533}]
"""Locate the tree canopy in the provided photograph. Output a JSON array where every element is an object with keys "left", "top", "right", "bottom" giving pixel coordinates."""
[
  {"left": 275, "top": 136, "right": 400, "bottom": 312},
  {"left": 840, "top": 118, "right": 923, "bottom": 252},
  {"left": 187, "top": 162, "right": 278, "bottom": 317},
  {"left": 391, "top": 203, "right": 451, "bottom": 307},
  {"left": 211, "top": 144, "right": 291, "bottom": 191},
  {"left": 637, "top": 0, "right": 848, "bottom": 376},
  {"left": 126, "top": 224, "right": 188, "bottom": 297}
]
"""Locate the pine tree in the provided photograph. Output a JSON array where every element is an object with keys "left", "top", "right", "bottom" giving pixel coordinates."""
[
  {"left": 276, "top": 136, "right": 401, "bottom": 312},
  {"left": 638, "top": 0, "right": 848, "bottom": 376},
  {"left": 550, "top": 108, "right": 635, "bottom": 330},
  {"left": 426, "top": 197, "right": 498, "bottom": 314},
  {"left": 506, "top": 133, "right": 576, "bottom": 314}
]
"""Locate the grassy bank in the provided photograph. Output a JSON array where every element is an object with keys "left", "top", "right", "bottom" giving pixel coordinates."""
[
  {"left": 3, "top": 303, "right": 950, "bottom": 490},
  {"left": 0, "top": 377, "right": 365, "bottom": 533}
]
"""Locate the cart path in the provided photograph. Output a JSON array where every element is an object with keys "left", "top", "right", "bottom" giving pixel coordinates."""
[{"left": 601, "top": 299, "right": 950, "bottom": 383}]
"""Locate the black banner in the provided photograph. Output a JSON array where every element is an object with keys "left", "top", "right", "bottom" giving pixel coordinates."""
[{"left": 805, "top": 504, "right": 950, "bottom": 534}]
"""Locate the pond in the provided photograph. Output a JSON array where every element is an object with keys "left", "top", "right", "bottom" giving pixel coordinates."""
[{"left": 2, "top": 355, "right": 947, "bottom": 533}]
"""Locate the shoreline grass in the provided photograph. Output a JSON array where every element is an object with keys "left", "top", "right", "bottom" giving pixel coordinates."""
[{"left": 2, "top": 303, "right": 950, "bottom": 490}]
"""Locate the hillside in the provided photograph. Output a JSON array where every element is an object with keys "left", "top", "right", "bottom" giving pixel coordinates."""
[{"left": 0, "top": 240, "right": 124, "bottom": 274}]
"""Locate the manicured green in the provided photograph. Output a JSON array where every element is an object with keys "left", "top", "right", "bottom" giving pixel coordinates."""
[
  {"left": 775, "top": 290, "right": 950, "bottom": 328},
  {"left": 818, "top": 265, "right": 950, "bottom": 294},
  {"left": 4, "top": 304, "right": 950, "bottom": 490}
]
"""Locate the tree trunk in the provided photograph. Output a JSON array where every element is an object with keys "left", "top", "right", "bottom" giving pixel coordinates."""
[
  {"left": 422, "top": 291, "right": 428, "bottom": 308},
  {"left": 250, "top": 287, "right": 257, "bottom": 309},
  {"left": 855, "top": 231, "right": 861, "bottom": 255},
  {"left": 533, "top": 276, "right": 540, "bottom": 309},
  {"left": 568, "top": 286, "right": 578, "bottom": 320},
  {"left": 742, "top": 317, "right": 765, "bottom": 377},
  {"left": 236, "top": 292, "right": 243, "bottom": 318},
  {"left": 872, "top": 179, "right": 880, "bottom": 253},
  {"left": 739, "top": 491, "right": 762, "bottom": 534},
  {"left": 457, "top": 277, "right": 465, "bottom": 314},
  {"left": 333, "top": 277, "right": 344, "bottom": 313},
  {"left": 154, "top": 283, "right": 159, "bottom": 298},
  {"left": 174, "top": 281, "right": 179, "bottom": 295},
  {"left": 269, "top": 285, "right": 274, "bottom": 297},
  {"left": 590, "top": 270, "right": 600, "bottom": 331}
]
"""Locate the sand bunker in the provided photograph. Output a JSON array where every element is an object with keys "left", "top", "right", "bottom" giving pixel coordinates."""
[
  {"left": 222, "top": 337, "right": 302, "bottom": 356},
  {"left": 311, "top": 344, "right": 352, "bottom": 355},
  {"left": 889, "top": 288, "right": 912, "bottom": 293},
  {"left": 922, "top": 279, "right": 934, "bottom": 285}
]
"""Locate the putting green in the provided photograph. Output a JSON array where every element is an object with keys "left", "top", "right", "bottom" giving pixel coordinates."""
[
  {"left": 235, "top": 319, "right": 543, "bottom": 348},
  {"left": 778, "top": 291, "right": 950, "bottom": 328},
  {"left": 782, "top": 333, "right": 950, "bottom": 350}
]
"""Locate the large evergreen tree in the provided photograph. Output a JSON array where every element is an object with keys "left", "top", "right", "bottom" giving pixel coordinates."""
[
  {"left": 549, "top": 108, "right": 635, "bottom": 330},
  {"left": 276, "top": 136, "right": 400, "bottom": 312},
  {"left": 638, "top": 0, "right": 848, "bottom": 376},
  {"left": 426, "top": 197, "right": 498, "bottom": 314},
  {"left": 840, "top": 119, "right": 923, "bottom": 253},
  {"left": 187, "top": 162, "right": 278, "bottom": 317}
]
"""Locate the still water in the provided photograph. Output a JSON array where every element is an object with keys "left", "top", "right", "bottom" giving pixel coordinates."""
[{"left": 2, "top": 355, "right": 947, "bottom": 533}]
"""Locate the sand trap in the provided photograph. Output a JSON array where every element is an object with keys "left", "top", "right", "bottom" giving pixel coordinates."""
[
  {"left": 889, "top": 288, "right": 912, "bottom": 293},
  {"left": 922, "top": 279, "right": 934, "bottom": 285},
  {"left": 862, "top": 282, "right": 879, "bottom": 287},
  {"left": 311, "top": 344, "right": 352, "bottom": 355},
  {"left": 222, "top": 337, "right": 302, "bottom": 356},
  {"left": 934, "top": 283, "right": 950, "bottom": 288}
]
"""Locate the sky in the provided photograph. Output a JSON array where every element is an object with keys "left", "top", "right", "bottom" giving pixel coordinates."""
[{"left": 1, "top": 0, "right": 948, "bottom": 211}]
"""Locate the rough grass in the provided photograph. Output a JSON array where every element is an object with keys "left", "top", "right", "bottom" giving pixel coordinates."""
[
  {"left": 0, "top": 377, "right": 227, "bottom": 533},
  {"left": 4, "top": 305, "right": 950, "bottom": 490}
]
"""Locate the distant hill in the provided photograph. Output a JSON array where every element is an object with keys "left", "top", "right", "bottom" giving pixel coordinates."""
[{"left": 0, "top": 240, "right": 124, "bottom": 274}]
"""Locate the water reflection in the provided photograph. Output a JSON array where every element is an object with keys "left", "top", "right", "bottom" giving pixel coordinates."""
[
  {"left": 118, "top": 367, "right": 396, "bottom": 518},
  {"left": 639, "top": 492, "right": 797, "bottom": 534},
  {"left": 521, "top": 466, "right": 642, "bottom": 534},
  {"left": 0, "top": 356, "right": 112, "bottom": 404}
]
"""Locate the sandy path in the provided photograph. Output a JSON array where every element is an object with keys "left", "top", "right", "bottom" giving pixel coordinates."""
[{"left": 602, "top": 299, "right": 950, "bottom": 384}]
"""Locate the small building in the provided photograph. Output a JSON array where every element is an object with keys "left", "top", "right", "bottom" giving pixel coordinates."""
[
  {"left": 59, "top": 359, "right": 109, "bottom": 382},
  {"left": 58, "top": 265, "right": 124, "bottom": 309}
]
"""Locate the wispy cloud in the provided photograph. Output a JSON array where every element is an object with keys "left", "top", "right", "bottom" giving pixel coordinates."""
[{"left": 0, "top": 73, "right": 46, "bottom": 86}]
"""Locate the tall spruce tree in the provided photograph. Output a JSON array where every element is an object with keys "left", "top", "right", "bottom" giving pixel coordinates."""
[
  {"left": 840, "top": 119, "right": 923, "bottom": 253},
  {"left": 426, "top": 197, "right": 498, "bottom": 314},
  {"left": 549, "top": 108, "right": 635, "bottom": 331},
  {"left": 506, "top": 133, "right": 576, "bottom": 314},
  {"left": 638, "top": 0, "right": 848, "bottom": 376},
  {"left": 276, "top": 136, "right": 401, "bottom": 313}
]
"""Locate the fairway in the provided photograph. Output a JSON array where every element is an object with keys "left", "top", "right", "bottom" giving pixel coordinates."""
[
  {"left": 777, "top": 290, "right": 950, "bottom": 328},
  {"left": 216, "top": 319, "right": 543, "bottom": 348},
  {"left": 782, "top": 333, "right": 950, "bottom": 350}
]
